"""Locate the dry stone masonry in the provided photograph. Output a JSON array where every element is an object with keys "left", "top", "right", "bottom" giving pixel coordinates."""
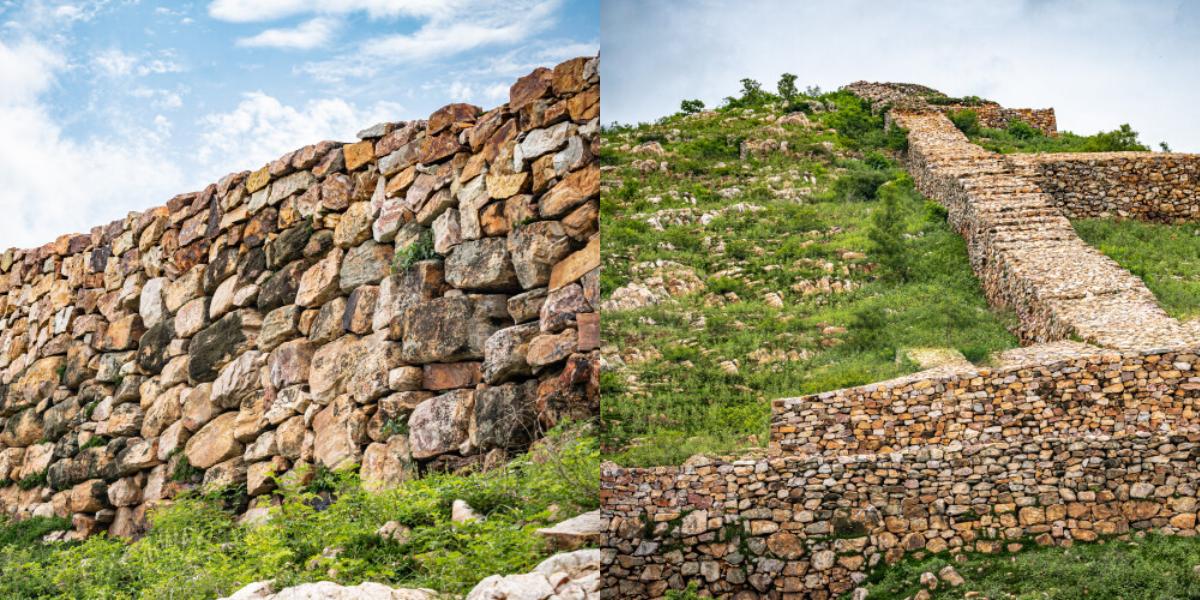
[
  {"left": 0, "top": 55, "right": 600, "bottom": 539},
  {"left": 1008, "top": 152, "right": 1200, "bottom": 222},
  {"left": 600, "top": 82, "right": 1200, "bottom": 598}
]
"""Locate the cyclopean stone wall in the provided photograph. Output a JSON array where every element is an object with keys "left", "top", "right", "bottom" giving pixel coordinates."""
[
  {"left": 0, "top": 55, "right": 600, "bottom": 539},
  {"left": 601, "top": 431, "right": 1200, "bottom": 599},
  {"left": 1007, "top": 152, "right": 1200, "bottom": 222},
  {"left": 771, "top": 345, "right": 1200, "bottom": 456}
]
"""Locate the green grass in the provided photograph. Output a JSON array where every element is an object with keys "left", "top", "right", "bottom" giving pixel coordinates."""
[
  {"left": 601, "top": 87, "right": 1019, "bottom": 466},
  {"left": 0, "top": 426, "right": 597, "bottom": 599},
  {"left": 855, "top": 533, "right": 1200, "bottom": 600},
  {"left": 1074, "top": 218, "right": 1200, "bottom": 320}
]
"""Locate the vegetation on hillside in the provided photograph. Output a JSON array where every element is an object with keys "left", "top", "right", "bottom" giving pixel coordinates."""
[
  {"left": 1074, "top": 218, "right": 1200, "bottom": 320},
  {"left": 0, "top": 426, "right": 597, "bottom": 600},
  {"left": 601, "top": 76, "right": 1018, "bottom": 466},
  {"left": 854, "top": 533, "right": 1200, "bottom": 600},
  {"left": 948, "top": 110, "right": 1153, "bottom": 153}
]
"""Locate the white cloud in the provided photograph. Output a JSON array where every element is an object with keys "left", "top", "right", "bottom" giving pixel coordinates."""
[
  {"left": 236, "top": 16, "right": 338, "bottom": 49},
  {"left": 207, "top": 0, "right": 455, "bottom": 23},
  {"left": 0, "top": 38, "right": 186, "bottom": 249},
  {"left": 93, "top": 47, "right": 137, "bottom": 76},
  {"left": 447, "top": 80, "right": 472, "bottom": 101},
  {"left": 93, "top": 48, "right": 184, "bottom": 77},
  {"left": 196, "top": 92, "right": 403, "bottom": 178},
  {"left": 483, "top": 83, "right": 508, "bottom": 101},
  {"left": 361, "top": 0, "right": 559, "bottom": 62}
]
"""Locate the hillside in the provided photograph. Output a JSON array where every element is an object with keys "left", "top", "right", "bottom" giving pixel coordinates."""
[
  {"left": 599, "top": 78, "right": 1200, "bottom": 599},
  {"left": 599, "top": 81, "right": 1019, "bottom": 466}
]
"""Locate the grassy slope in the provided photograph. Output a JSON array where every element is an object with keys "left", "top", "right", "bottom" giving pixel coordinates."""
[
  {"left": 0, "top": 427, "right": 597, "bottom": 600},
  {"left": 601, "top": 93, "right": 1018, "bottom": 466},
  {"left": 856, "top": 533, "right": 1200, "bottom": 600},
  {"left": 1074, "top": 218, "right": 1200, "bottom": 320}
]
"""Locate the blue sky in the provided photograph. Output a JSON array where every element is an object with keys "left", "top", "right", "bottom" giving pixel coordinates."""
[
  {"left": 0, "top": 0, "right": 598, "bottom": 248},
  {"left": 603, "top": 0, "right": 1199, "bottom": 151}
]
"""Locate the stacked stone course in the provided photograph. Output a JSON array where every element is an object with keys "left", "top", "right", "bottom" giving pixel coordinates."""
[
  {"left": 944, "top": 103, "right": 1057, "bottom": 135},
  {"left": 0, "top": 56, "right": 600, "bottom": 539},
  {"left": 601, "top": 81, "right": 1200, "bottom": 598},
  {"left": 1008, "top": 152, "right": 1200, "bottom": 222}
]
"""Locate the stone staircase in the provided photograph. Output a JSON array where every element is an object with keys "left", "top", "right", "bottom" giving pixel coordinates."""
[{"left": 600, "top": 84, "right": 1200, "bottom": 599}]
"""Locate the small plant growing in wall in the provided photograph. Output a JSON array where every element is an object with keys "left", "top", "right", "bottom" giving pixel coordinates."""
[
  {"left": 18, "top": 469, "right": 48, "bottom": 490},
  {"left": 171, "top": 454, "right": 202, "bottom": 483},
  {"left": 392, "top": 228, "right": 437, "bottom": 272},
  {"left": 380, "top": 414, "right": 410, "bottom": 438}
]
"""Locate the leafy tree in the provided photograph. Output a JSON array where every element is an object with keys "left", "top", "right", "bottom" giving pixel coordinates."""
[
  {"left": 1160, "top": 141, "right": 1173, "bottom": 152},
  {"left": 679, "top": 99, "right": 705, "bottom": 115},
  {"left": 739, "top": 78, "right": 764, "bottom": 102},
  {"left": 777, "top": 73, "right": 798, "bottom": 101}
]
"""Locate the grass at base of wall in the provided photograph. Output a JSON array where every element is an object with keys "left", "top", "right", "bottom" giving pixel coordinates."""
[
  {"left": 0, "top": 426, "right": 597, "bottom": 600},
  {"left": 854, "top": 533, "right": 1200, "bottom": 600},
  {"left": 1073, "top": 218, "right": 1200, "bottom": 320}
]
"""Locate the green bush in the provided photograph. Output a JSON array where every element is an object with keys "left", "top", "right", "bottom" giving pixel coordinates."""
[
  {"left": 948, "top": 109, "right": 980, "bottom": 136},
  {"left": 832, "top": 165, "right": 893, "bottom": 202}
]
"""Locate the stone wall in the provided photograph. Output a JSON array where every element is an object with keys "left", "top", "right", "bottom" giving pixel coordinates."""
[
  {"left": 0, "top": 56, "right": 600, "bottom": 538},
  {"left": 1008, "top": 152, "right": 1200, "bottom": 222},
  {"left": 601, "top": 431, "right": 1200, "bottom": 598},
  {"left": 771, "top": 346, "right": 1200, "bottom": 456},
  {"left": 940, "top": 104, "right": 1057, "bottom": 135},
  {"left": 893, "top": 109, "right": 1197, "bottom": 350}
]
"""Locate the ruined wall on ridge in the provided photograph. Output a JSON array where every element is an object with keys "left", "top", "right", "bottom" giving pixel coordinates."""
[{"left": 0, "top": 56, "right": 600, "bottom": 538}]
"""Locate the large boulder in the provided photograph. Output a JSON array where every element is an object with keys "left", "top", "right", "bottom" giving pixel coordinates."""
[
  {"left": 396, "top": 296, "right": 505, "bottom": 364},
  {"left": 220, "top": 581, "right": 435, "bottom": 600},
  {"left": 339, "top": 241, "right": 391, "bottom": 292},
  {"left": 312, "top": 396, "right": 367, "bottom": 470},
  {"left": 184, "top": 411, "right": 243, "bottom": 469},
  {"left": 465, "top": 549, "right": 600, "bottom": 600},
  {"left": 408, "top": 389, "right": 474, "bottom": 460},
  {"left": 211, "top": 350, "right": 265, "bottom": 409},
  {"left": 471, "top": 382, "right": 537, "bottom": 452},
  {"left": 507, "top": 221, "right": 572, "bottom": 289},
  {"left": 445, "top": 238, "right": 520, "bottom": 291},
  {"left": 189, "top": 310, "right": 260, "bottom": 383}
]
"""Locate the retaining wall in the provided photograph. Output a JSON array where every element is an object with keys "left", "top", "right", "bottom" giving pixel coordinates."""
[
  {"left": 0, "top": 56, "right": 600, "bottom": 538},
  {"left": 1008, "top": 152, "right": 1200, "bottom": 222},
  {"left": 602, "top": 432, "right": 1200, "bottom": 599},
  {"left": 771, "top": 346, "right": 1200, "bottom": 456}
]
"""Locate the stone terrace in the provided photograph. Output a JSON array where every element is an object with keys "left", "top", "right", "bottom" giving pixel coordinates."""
[{"left": 600, "top": 83, "right": 1200, "bottom": 598}]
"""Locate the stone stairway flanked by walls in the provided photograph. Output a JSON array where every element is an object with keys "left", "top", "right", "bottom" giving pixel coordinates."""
[{"left": 601, "top": 83, "right": 1200, "bottom": 599}]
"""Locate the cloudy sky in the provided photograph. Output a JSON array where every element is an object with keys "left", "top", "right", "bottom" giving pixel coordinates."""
[
  {"left": 0, "top": 0, "right": 597, "bottom": 248},
  {"left": 602, "top": 0, "right": 1199, "bottom": 152}
]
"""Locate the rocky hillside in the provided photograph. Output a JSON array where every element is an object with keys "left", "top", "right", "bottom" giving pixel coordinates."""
[{"left": 600, "top": 80, "right": 1020, "bottom": 466}]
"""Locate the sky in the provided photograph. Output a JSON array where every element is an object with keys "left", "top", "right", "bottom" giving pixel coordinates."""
[
  {"left": 602, "top": 0, "right": 1200, "bottom": 152},
  {"left": 0, "top": 0, "right": 598, "bottom": 248}
]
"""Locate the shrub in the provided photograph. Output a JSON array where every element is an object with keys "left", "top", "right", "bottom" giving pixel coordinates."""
[
  {"left": 867, "top": 182, "right": 912, "bottom": 282},
  {"left": 948, "top": 109, "right": 980, "bottom": 136},
  {"left": 1084, "top": 123, "right": 1149, "bottom": 151},
  {"left": 832, "top": 165, "right": 893, "bottom": 202},
  {"left": 1006, "top": 119, "right": 1039, "bottom": 140}
]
